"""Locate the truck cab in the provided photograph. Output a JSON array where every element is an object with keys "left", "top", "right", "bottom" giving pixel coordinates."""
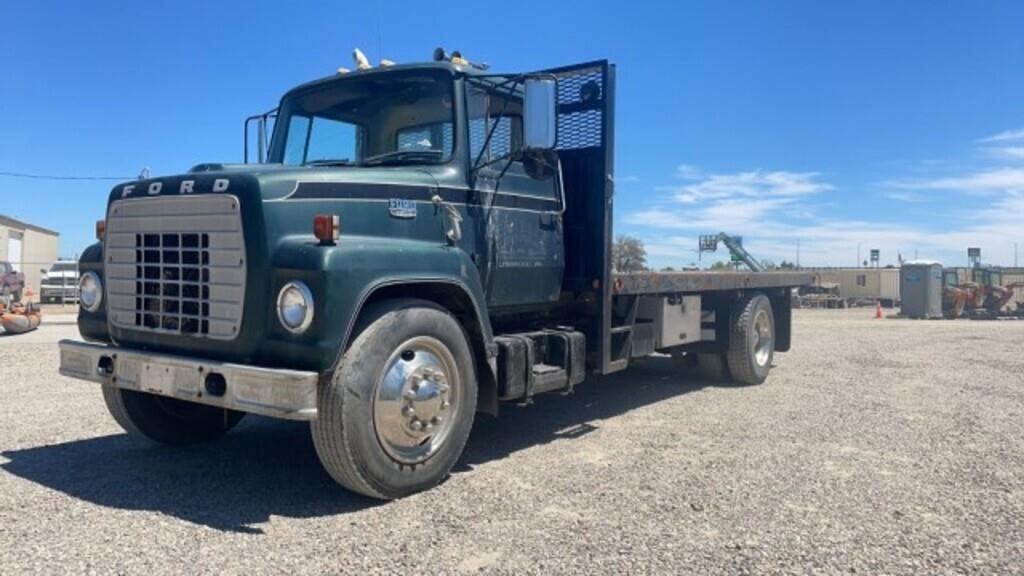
[
  {"left": 59, "top": 53, "right": 810, "bottom": 499},
  {"left": 267, "top": 63, "right": 566, "bottom": 310}
]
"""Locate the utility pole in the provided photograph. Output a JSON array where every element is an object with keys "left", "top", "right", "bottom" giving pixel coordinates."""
[
  {"left": 796, "top": 239, "right": 801, "bottom": 269},
  {"left": 857, "top": 243, "right": 861, "bottom": 268}
]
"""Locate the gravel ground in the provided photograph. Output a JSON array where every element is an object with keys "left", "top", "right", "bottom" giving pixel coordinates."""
[{"left": 1, "top": 310, "right": 1022, "bottom": 574}]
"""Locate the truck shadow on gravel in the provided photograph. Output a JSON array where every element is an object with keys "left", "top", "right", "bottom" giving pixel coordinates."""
[{"left": 1, "top": 356, "right": 715, "bottom": 533}]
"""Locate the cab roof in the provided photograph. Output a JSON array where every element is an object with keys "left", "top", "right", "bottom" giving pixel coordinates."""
[{"left": 281, "top": 61, "right": 493, "bottom": 101}]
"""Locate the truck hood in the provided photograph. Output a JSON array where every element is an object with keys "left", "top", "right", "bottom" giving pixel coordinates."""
[
  {"left": 42, "top": 271, "right": 78, "bottom": 282},
  {"left": 109, "top": 163, "right": 441, "bottom": 203}
]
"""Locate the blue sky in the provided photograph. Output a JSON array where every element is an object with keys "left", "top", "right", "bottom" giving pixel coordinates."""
[{"left": 2, "top": 1, "right": 1023, "bottom": 268}]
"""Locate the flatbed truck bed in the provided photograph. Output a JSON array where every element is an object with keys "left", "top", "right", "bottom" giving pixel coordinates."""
[{"left": 613, "top": 271, "right": 815, "bottom": 295}]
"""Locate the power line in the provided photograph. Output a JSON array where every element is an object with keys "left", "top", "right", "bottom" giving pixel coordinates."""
[{"left": 0, "top": 171, "right": 134, "bottom": 181}]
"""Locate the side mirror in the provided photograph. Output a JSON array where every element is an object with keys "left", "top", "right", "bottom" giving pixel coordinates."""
[{"left": 523, "top": 77, "right": 557, "bottom": 151}]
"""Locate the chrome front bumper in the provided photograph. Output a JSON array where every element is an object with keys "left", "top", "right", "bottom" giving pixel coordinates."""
[{"left": 58, "top": 340, "right": 319, "bottom": 421}]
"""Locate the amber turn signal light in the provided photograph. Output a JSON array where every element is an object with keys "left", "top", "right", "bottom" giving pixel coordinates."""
[
  {"left": 96, "top": 220, "right": 106, "bottom": 241},
  {"left": 313, "top": 214, "right": 340, "bottom": 245}
]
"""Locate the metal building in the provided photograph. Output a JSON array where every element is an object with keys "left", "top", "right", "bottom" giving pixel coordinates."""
[
  {"left": 806, "top": 267, "right": 902, "bottom": 306},
  {"left": 0, "top": 214, "right": 60, "bottom": 297}
]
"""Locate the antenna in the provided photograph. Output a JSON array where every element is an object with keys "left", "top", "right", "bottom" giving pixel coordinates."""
[{"left": 375, "top": 0, "right": 383, "bottom": 62}]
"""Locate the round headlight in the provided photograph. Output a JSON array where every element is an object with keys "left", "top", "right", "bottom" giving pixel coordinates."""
[
  {"left": 277, "top": 281, "right": 314, "bottom": 334},
  {"left": 79, "top": 271, "right": 103, "bottom": 313}
]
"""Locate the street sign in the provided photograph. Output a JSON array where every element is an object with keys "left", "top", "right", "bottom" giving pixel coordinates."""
[
  {"left": 968, "top": 247, "right": 981, "bottom": 268},
  {"left": 698, "top": 235, "right": 718, "bottom": 253}
]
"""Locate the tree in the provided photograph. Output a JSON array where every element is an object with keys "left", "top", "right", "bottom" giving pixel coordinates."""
[
  {"left": 612, "top": 235, "right": 648, "bottom": 273},
  {"left": 710, "top": 260, "right": 733, "bottom": 270}
]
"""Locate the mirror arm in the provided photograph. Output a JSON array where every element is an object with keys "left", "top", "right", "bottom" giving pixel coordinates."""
[
  {"left": 555, "top": 156, "right": 566, "bottom": 216},
  {"left": 469, "top": 89, "right": 514, "bottom": 177}
]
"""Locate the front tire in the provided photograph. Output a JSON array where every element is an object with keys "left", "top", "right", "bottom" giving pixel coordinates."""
[
  {"left": 725, "top": 294, "right": 775, "bottom": 386},
  {"left": 312, "top": 299, "right": 477, "bottom": 500},
  {"left": 102, "top": 387, "right": 245, "bottom": 445}
]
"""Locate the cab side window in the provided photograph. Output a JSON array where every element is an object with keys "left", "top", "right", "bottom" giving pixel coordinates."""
[
  {"left": 467, "top": 85, "right": 557, "bottom": 205},
  {"left": 467, "top": 87, "right": 521, "bottom": 163}
]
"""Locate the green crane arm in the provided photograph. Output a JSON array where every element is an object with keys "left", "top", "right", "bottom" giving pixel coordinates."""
[{"left": 699, "top": 233, "right": 764, "bottom": 272}]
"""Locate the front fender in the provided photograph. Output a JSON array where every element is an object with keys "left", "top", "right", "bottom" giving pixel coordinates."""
[
  {"left": 261, "top": 235, "right": 494, "bottom": 373},
  {"left": 76, "top": 242, "right": 109, "bottom": 343}
]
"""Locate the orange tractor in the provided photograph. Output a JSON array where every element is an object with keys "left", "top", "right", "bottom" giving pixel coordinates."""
[
  {"left": 943, "top": 268, "right": 1024, "bottom": 318},
  {"left": 0, "top": 295, "right": 42, "bottom": 334}
]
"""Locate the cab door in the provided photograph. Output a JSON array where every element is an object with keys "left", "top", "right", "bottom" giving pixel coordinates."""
[{"left": 467, "top": 83, "right": 564, "bottom": 309}]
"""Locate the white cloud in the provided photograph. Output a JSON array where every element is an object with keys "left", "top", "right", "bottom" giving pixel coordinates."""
[
  {"left": 621, "top": 159, "right": 1024, "bottom": 268},
  {"left": 676, "top": 164, "right": 703, "bottom": 179},
  {"left": 978, "top": 128, "right": 1024, "bottom": 143},
  {"left": 885, "top": 168, "right": 1024, "bottom": 194},
  {"left": 883, "top": 192, "right": 925, "bottom": 202},
  {"left": 981, "top": 146, "right": 1024, "bottom": 161},
  {"left": 624, "top": 167, "right": 846, "bottom": 266},
  {"left": 670, "top": 169, "right": 832, "bottom": 204}
]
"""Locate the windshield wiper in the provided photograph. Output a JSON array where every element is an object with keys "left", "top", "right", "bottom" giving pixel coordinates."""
[
  {"left": 303, "top": 158, "right": 354, "bottom": 167},
  {"left": 360, "top": 150, "right": 443, "bottom": 167}
]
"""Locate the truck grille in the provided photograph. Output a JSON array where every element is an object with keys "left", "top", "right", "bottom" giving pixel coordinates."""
[{"left": 105, "top": 195, "right": 246, "bottom": 340}]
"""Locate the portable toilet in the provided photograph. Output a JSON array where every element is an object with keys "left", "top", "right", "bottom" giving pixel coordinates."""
[{"left": 900, "top": 261, "right": 943, "bottom": 318}]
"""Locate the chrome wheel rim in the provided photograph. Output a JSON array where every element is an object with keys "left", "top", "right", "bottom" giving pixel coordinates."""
[
  {"left": 753, "top": 309, "right": 773, "bottom": 367},
  {"left": 373, "top": 336, "right": 459, "bottom": 464}
]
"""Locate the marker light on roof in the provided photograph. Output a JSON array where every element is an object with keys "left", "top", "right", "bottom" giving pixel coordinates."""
[{"left": 353, "top": 48, "right": 371, "bottom": 70}]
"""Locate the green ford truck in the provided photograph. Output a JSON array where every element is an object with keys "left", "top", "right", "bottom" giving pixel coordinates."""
[{"left": 59, "top": 54, "right": 812, "bottom": 499}]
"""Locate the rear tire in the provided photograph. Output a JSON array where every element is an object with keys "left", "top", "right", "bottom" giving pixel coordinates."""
[
  {"left": 312, "top": 299, "right": 477, "bottom": 500},
  {"left": 725, "top": 294, "right": 775, "bottom": 386},
  {"left": 102, "top": 386, "right": 245, "bottom": 445}
]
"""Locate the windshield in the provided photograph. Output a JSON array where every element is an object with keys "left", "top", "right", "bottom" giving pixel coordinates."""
[{"left": 269, "top": 69, "right": 455, "bottom": 166}]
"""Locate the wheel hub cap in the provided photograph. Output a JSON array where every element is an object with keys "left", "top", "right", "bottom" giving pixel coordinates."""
[
  {"left": 753, "top": 309, "right": 772, "bottom": 366},
  {"left": 374, "top": 337, "right": 458, "bottom": 464}
]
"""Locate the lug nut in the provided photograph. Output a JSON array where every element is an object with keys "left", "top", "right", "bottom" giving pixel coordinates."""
[
  {"left": 431, "top": 416, "right": 442, "bottom": 425},
  {"left": 402, "top": 406, "right": 415, "bottom": 417},
  {"left": 410, "top": 420, "right": 423, "bottom": 431},
  {"left": 441, "top": 400, "right": 451, "bottom": 409}
]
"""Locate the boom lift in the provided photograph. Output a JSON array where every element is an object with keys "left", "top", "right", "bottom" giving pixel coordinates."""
[{"left": 699, "top": 233, "right": 764, "bottom": 272}]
